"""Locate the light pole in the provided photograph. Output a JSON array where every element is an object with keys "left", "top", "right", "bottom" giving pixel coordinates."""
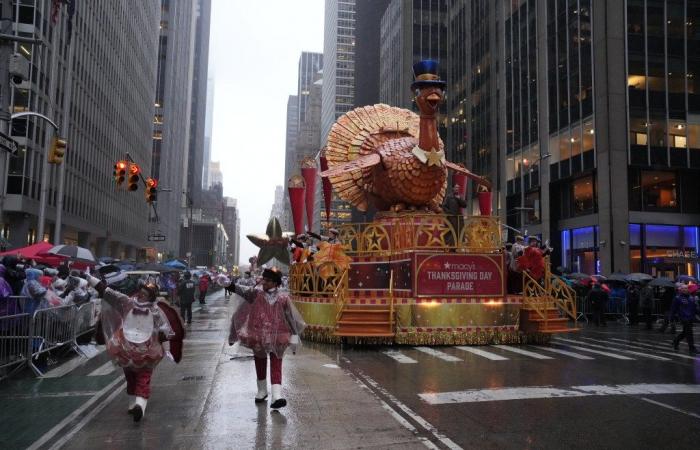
[{"left": 516, "top": 153, "right": 551, "bottom": 237}]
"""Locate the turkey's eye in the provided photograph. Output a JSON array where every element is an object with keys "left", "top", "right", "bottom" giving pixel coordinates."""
[{"left": 415, "top": 89, "right": 420, "bottom": 97}]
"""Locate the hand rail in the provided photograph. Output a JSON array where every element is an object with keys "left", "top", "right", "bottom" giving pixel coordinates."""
[
  {"left": 550, "top": 275, "right": 578, "bottom": 325},
  {"left": 522, "top": 270, "right": 549, "bottom": 329},
  {"left": 333, "top": 269, "right": 349, "bottom": 325},
  {"left": 389, "top": 270, "right": 395, "bottom": 333}
]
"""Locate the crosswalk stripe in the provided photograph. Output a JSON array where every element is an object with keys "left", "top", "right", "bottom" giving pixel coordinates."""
[
  {"left": 608, "top": 338, "right": 700, "bottom": 361},
  {"left": 87, "top": 361, "right": 116, "bottom": 377},
  {"left": 456, "top": 346, "right": 509, "bottom": 361},
  {"left": 419, "top": 383, "right": 700, "bottom": 405},
  {"left": 383, "top": 350, "right": 419, "bottom": 364},
  {"left": 535, "top": 346, "right": 594, "bottom": 360},
  {"left": 634, "top": 337, "right": 693, "bottom": 349},
  {"left": 550, "top": 342, "right": 635, "bottom": 360},
  {"left": 491, "top": 345, "right": 552, "bottom": 360},
  {"left": 554, "top": 337, "right": 671, "bottom": 361},
  {"left": 415, "top": 347, "right": 462, "bottom": 362}
]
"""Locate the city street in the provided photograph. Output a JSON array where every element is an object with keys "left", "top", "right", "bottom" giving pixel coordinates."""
[{"left": 1, "top": 289, "right": 698, "bottom": 450}]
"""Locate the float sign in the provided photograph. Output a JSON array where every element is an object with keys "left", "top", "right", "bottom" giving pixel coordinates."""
[{"left": 415, "top": 254, "right": 504, "bottom": 297}]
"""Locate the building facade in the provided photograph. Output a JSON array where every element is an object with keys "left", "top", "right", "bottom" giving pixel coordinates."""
[
  {"left": 4, "top": 0, "right": 161, "bottom": 258},
  {"left": 151, "top": 0, "right": 198, "bottom": 259},
  {"left": 222, "top": 196, "right": 239, "bottom": 266},
  {"left": 498, "top": 0, "right": 700, "bottom": 277},
  {"left": 321, "top": 0, "right": 356, "bottom": 226}
]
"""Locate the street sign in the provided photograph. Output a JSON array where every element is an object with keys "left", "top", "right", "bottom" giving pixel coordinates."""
[
  {"left": 0, "top": 131, "right": 19, "bottom": 155},
  {"left": 147, "top": 233, "right": 166, "bottom": 242}
]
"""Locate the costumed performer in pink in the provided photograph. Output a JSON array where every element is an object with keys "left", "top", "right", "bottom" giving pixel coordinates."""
[
  {"left": 88, "top": 272, "right": 185, "bottom": 422},
  {"left": 228, "top": 267, "right": 306, "bottom": 409}
]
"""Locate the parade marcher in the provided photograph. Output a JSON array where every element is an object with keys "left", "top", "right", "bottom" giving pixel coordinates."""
[
  {"left": 90, "top": 275, "right": 185, "bottom": 422},
  {"left": 198, "top": 274, "right": 210, "bottom": 305},
  {"left": 177, "top": 272, "right": 196, "bottom": 325},
  {"left": 587, "top": 282, "right": 609, "bottom": 327},
  {"left": 327, "top": 228, "right": 340, "bottom": 244},
  {"left": 441, "top": 184, "right": 467, "bottom": 247},
  {"left": 512, "top": 235, "right": 526, "bottom": 258},
  {"left": 639, "top": 282, "right": 655, "bottom": 330},
  {"left": 228, "top": 267, "right": 306, "bottom": 409},
  {"left": 671, "top": 284, "right": 698, "bottom": 355},
  {"left": 517, "top": 236, "right": 546, "bottom": 282}
]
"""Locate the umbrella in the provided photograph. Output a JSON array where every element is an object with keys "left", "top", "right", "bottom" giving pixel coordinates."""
[
  {"left": 164, "top": 259, "right": 187, "bottom": 270},
  {"left": 46, "top": 245, "right": 96, "bottom": 264},
  {"left": 676, "top": 275, "right": 698, "bottom": 284},
  {"left": 0, "top": 241, "right": 66, "bottom": 266},
  {"left": 649, "top": 277, "right": 676, "bottom": 288},
  {"left": 626, "top": 272, "right": 653, "bottom": 282},
  {"left": 565, "top": 272, "right": 590, "bottom": 280},
  {"left": 606, "top": 272, "right": 630, "bottom": 284},
  {"left": 135, "top": 262, "right": 179, "bottom": 273}
]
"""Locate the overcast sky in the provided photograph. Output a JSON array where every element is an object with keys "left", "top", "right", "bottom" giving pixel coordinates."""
[{"left": 208, "top": 0, "right": 324, "bottom": 266}]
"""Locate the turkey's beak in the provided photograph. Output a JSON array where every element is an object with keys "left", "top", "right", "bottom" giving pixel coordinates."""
[{"left": 426, "top": 93, "right": 441, "bottom": 108}]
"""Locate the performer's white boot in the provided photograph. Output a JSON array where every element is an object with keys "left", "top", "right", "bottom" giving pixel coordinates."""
[
  {"left": 255, "top": 379, "right": 268, "bottom": 403},
  {"left": 127, "top": 396, "right": 136, "bottom": 415},
  {"left": 270, "top": 384, "right": 286, "bottom": 409},
  {"left": 133, "top": 396, "right": 147, "bottom": 422}
]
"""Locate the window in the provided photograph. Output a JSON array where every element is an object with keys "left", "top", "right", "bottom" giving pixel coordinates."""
[
  {"left": 635, "top": 133, "right": 648, "bottom": 146},
  {"left": 572, "top": 175, "right": 594, "bottom": 215},
  {"left": 673, "top": 135, "right": 687, "bottom": 148},
  {"left": 641, "top": 170, "right": 678, "bottom": 210}
]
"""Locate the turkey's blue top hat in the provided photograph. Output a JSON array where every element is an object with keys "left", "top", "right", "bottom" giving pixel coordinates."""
[{"left": 411, "top": 60, "right": 446, "bottom": 90}]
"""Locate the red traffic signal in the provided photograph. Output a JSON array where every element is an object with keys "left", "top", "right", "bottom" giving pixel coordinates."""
[
  {"left": 145, "top": 177, "right": 158, "bottom": 203},
  {"left": 113, "top": 160, "right": 127, "bottom": 186},
  {"left": 128, "top": 163, "right": 140, "bottom": 191}
]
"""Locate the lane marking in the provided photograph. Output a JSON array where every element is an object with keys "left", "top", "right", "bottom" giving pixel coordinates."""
[
  {"left": 535, "top": 346, "right": 594, "bottom": 360},
  {"left": 588, "top": 338, "right": 699, "bottom": 361},
  {"left": 554, "top": 337, "right": 670, "bottom": 361},
  {"left": 610, "top": 338, "right": 700, "bottom": 360},
  {"left": 549, "top": 343, "right": 635, "bottom": 360},
  {"left": 626, "top": 338, "right": 700, "bottom": 358},
  {"left": 43, "top": 345, "right": 106, "bottom": 379},
  {"left": 87, "top": 361, "right": 116, "bottom": 377},
  {"left": 27, "top": 376, "right": 123, "bottom": 450},
  {"left": 378, "top": 401, "right": 440, "bottom": 450},
  {"left": 639, "top": 397, "right": 700, "bottom": 420},
  {"left": 491, "top": 345, "right": 552, "bottom": 360},
  {"left": 415, "top": 347, "right": 462, "bottom": 362},
  {"left": 384, "top": 350, "right": 419, "bottom": 364},
  {"left": 49, "top": 382, "right": 126, "bottom": 450},
  {"left": 352, "top": 368, "right": 462, "bottom": 449},
  {"left": 456, "top": 346, "right": 509, "bottom": 361},
  {"left": 419, "top": 383, "right": 700, "bottom": 405}
]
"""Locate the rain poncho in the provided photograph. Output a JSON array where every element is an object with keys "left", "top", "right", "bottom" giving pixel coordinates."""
[
  {"left": 20, "top": 268, "right": 49, "bottom": 315},
  {"left": 229, "top": 283, "right": 306, "bottom": 358},
  {"left": 101, "top": 287, "right": 175, "bottom": 369},
  {"left": 0, "top": 265, "right": 17, "bottom": 316}
]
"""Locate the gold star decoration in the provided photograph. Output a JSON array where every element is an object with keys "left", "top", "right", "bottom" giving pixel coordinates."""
[{"left": 426, "top": 148, "right": 444, "bottom": 167}]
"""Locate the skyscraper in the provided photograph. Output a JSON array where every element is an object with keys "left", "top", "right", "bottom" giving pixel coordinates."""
[
  {"left": 282, "top": 95, "right": 299, "bottom": 230},
  {"left": 4, "top": 0, "right": 161, "bottom": 258},
  {"left": 187, "top": 0, "right": 212, "bottom": 205},
  {"left": 151, "top": 0, "right": 198, "bottom": 258},
  {"left": 322, "top": 0, "right": 356, "bottom": 226},
  {"left": 379, "top": 0, "right": 448, "bottom": 109}
]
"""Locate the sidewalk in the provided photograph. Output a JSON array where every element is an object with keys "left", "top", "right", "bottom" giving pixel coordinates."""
[{"left": 27, "top": 290, "right": 425, "bottom": 450}]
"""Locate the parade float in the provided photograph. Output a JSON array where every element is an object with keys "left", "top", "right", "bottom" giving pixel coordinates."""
[{"left": 283, "top": 61, "right": 577, "bottom": 345}]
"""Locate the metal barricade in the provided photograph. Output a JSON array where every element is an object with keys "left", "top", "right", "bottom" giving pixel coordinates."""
[
  {"left": 74, "top": 302, "right": 96, "bottom": 338},
  {"left": 28, "top": 305, "right": 79, "bottom": 376},
  {"left": 1, "top": 296, "right": 32, "bottom": 317},
  {"left": 607, "top": 295, "right": 629, "bottom": 324},
  {"left": 0, "top": 312, "right": 31, "bottom": 380}
]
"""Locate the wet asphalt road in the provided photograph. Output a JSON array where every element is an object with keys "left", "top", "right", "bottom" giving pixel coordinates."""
[{"left": 1, "top": 290, "right": 699, "bottom": 449}]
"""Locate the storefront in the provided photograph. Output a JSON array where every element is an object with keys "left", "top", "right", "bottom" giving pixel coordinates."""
[
  {"left": 560, "top": 226, "right": 600, "bottom": 274},
  {"left": 629, "top": 224, "right": 700, "bottom": 278}
]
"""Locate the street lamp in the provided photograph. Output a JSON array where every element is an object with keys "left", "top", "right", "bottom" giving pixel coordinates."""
[{"left": 517, "top": 153, "right": 551, "bottom": 234}]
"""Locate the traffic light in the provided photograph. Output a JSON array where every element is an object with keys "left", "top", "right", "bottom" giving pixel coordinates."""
[
  {"left": 145, "top": 177, "right": 158, "bottom": 203},
  {"left": 113, "top": 160, "right": 127, "bottom": 187},
  {"left": 127, "top": 163, "right": 140, "bottom": 191},
  {"left": 48, "top": 137, "right": 67, "bottom": 164}
]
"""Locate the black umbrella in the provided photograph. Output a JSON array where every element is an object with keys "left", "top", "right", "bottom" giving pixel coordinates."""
[
  {"left": 626, "top": 272, "right": 653, "bottom": 283},
  {"left": 649, "top": 277, "right": 676, "bottom": 288},
  {"left": 606, "top": 272, "right": 630, "bottom": 284},
  {"left": 565, "top": 272, "right": 590, "bottom": 280},
  {"left": 47, "top": 245, "right": 96, "bottom": 264},
  {"left": 676, "top": 275, "right": 698, "bottom": 284},
  {"left": 135, "top": 262, "right": 179, "bottom": 273}
]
